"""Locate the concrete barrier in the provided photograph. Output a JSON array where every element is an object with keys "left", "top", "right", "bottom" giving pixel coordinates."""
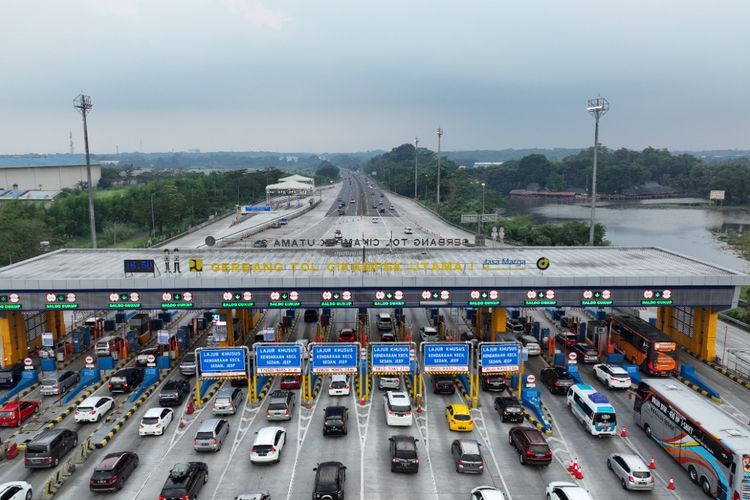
[
  {"left": 521, "top": 386, "right": 553, "bottom": 433},
  {"left": 129, "top": 368, "right": 160, "bottom": 403},
  {"left": 62, "top": 368, "right": 102, "bottom": 405},
  {"left": 677, "top": 364, "right": 721, "bottom": 401},
  {"left": 0, "top": 371, "right": 39, "bottom": 405}
]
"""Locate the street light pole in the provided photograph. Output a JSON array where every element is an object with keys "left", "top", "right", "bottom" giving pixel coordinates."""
[
  {"left": 436, "top": 128, "right": 443, "bottom": 206},
  {"left": 73, "top": 93, "right": 97, "bottom": 248},
  {"left": 586, "top": 97, "right": 609, "bottom": 246},
  {"left": 150, "top": 193, "right": 156, "bottom": 239},
  {"left": 480, "top": 182, "right": 486, "bottom": 234},
  {"left": 414, "top": 137, "right": 419, "bottom": 199}
]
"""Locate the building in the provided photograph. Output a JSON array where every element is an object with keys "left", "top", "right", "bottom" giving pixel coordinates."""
[{"left": 0, "top": 164, "right": 101, "bottom": 191}]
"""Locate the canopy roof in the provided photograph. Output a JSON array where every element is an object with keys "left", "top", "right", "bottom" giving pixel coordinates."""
[
  {"left": 278, "top": 174, "right": 314, "bottom": 185},
  {"left": 265, "top": 180, "right": 315, "bottom": 192}
]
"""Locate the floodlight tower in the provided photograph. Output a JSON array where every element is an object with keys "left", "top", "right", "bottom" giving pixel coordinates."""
[
  {"left": 413, "top": 137, "right": 419, "bottom": 199},
  {"left": 436, "top": 127, "right": 443, "bottom": 206},
  {"left": 586, "top": 96, "right": 609, "bottom": 246},
  {"left": 74, "top": 93, "right": 97, "bottom": 249}
]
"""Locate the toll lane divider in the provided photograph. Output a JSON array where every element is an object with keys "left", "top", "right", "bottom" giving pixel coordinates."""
[
  {"left": 676, "top": 364, "right": 721, "bottom": 402},
  {"left": 310, "top": 375, "right": 323, "bottom": 401},
  {"left": 257, "top": 376, "right": 273, "bottom": 401},
  {"left": 95, "top": 382, "right": 159, "bottom": 448},
  {"left": 0, "top": 381, "right": 39, "bottom": 405},
  {"left": 455, "top": 374, "right": 471, "bottom": 403},
  {"left": 706, "top": 360, "right": 750, "bottom": 390},
  {"left": 199, "top": 380, "right": 221, "bottom": 405},
  {"left": 0, "top": 372, "right": 39, "bottom": 405}
]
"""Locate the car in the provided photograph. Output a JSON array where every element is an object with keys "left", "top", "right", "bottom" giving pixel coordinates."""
[
  {"left": 304, "top": 309, "right": 319, "bottom": 322},
  {"left": 506, "top": 321, "right": 524, "bottom": 334},
  {"left": 593, "top": 364, "right": 632, "bottom": 389},
  {"left": 389, "top": 435, "right": 419, "bottom": 473},
  {"left": 159, "top": 379, "right": 191, "bottom": 406},
  {"left": 108, "top": 367, "right": 144, "bottom": 393},
  {"left": 379, "top": 208, "right": 386, "bottom": 213},
  {"left": 572, "top": 343, "right": 599, "bottom": 363},
  {"left": 404, "top": 227, "right": 413, "bottom": 234},
  {"left": 24, "top": 428, "right": 78, "bottom": 468},
  {"left": 450, "top": 439, "right": 484, "bottom": 474},
  {"left": 349, "top": 199, "right": 355, "bottom": 203},
  {"left": 279, "top": 217, "right": 288, "bottom": 225},
  {"left": 280, "top": 375, "right": 301, "bottom": 390},
  {"left": 323, "top": 406, "right": 348, "bottom": 436},
  {"left": 508, "top": 426, "right": 552, "bottom": 465},
  {"left": 371, "top": 217, "right": 379, "bottom": 223},
  {"left": 213, "top": 387, "right": 244, "bottom": 415},
  {"left": 334, "top": 229, "right": 342, "bottom": 240},
  {"left": 0, "top": 401, "right": 39, "bottom": 427},
  {"left": 179, "top": 353, "right": 197, "bottom": 376},
  {"left": 545, "top": 481, "right": 593, "bottom": 500},
  {"left": 312, "top": 461, "right": 346, "bottom": 500},
  {"left": 337, "top": 328, "right": 356, "bottom": 342},
  {"left": 89, "top": 451, "right": 139, "bottom": 492},
  {"left": 445, "top": 404, "right": 473, "bottom": 431},
  {"left": 40, "top": 370, "right": 80, "bottom": 396},
  {"left": 266, "top": 390, "right": 295, "bottom": 421},
  {"left": 135, "top": 347, "right": 159, "bottom": 367},
  {"left": 481, "top": 375, "right": 507, "bottom": 392},
  {"left": 328, "top": 375, "right": 350, "bottom": 397},
  {"left": 470, "top": 485, "right": 506, "bottom": 500},
  {"left": 516, "top": 335, "right": 541, "bottom": 356},
  {"left": 193, "top": 418, "right": 229, "bottom": 452},
  {"left": 432, "top": 374, "right": 455, "bottom": 394},
  {"left": 555, "top": 332, "right": 578, "bottom": 349},
  {"left": 159, "top": 462, "right": 208, "bottom": 500},
  {"left": 494, "top": 396, "right": 524, "bottom": 423},
  {"left": 250, "top": 426, "right": 286, "bottom": 464},
  {"left": 270, "top": 221, "right": 281, "bottom": 228},
  {"left": 0, "top": 481, "right": 32, "bottom": 500},
  {"left": 0, "top": 364, "right": 23, "bottom": 389},
  {"left": 378, "top": 376, "right": 400, "bottom": 390},
  {"left": 419, "top": 326, "right": 438, "bottom": 341},
  {"left": 384, "top": 391, "right": 413, "bottom": 427},
  {"left": 234, "top": 491, "right": 271, "bottom": 500},
  {"left": 540, "top": 366, "right": 575, "bottom": 395},
  {"left": 75, "top": 396, "right": 115, "bottom": 423},
  {"left": 139, "top": 407, "right": 174, "bottom": 436},
  {"left": 607, "top": 453, "right": 655, "bottom": 490},
  {"left": 252, "top": 239, "right": 268, "bottom": 248},
  {"left": 380, "top": 331, "right": 396, "bottom": 342}
]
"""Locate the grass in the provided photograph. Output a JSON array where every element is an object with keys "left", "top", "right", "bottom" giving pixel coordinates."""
[{"left": 719, "top": 232, "right": 750, "bottom": 260}]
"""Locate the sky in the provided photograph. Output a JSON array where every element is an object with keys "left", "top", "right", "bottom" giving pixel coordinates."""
[{"left": 1, "top": 0, "right": 748, "bottom": 154}]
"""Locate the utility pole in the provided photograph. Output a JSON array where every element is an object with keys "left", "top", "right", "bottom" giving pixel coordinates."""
[
  {"left": 413, "top": 137, "right": 419, "bottom": 199},
  {"left": 74, "top": 93, "right": 97, "bottom": 249},
  {"left": 586, "top": 97, "right": 609, "bottom": 246},
  {"left": 436, "top": 127, "right": 443, "bottom": 206}
]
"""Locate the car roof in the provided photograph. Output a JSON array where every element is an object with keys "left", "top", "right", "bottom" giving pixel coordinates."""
[
  {"left": 235, "top": 492, "right": 270, "bottom": 500},
  {"left": 455, "top": 439, "right": 481, "bottom": 453},
  {"left": 449, "top": 404, "right": 470, "bottom": 414},
  {"left": 95, "top": 451, "right": 129, "bottom": 471},
  {"left": 603, "top": 364, "right": 628, "bottom": 373},
  {"left": 254, "top": 426, "right": 284, "bottom": 443},
  {"left": 144, "top": 407, "right": 169, "bottom": 417},
  {"left": 472, "top": 486, "right": 505, "bottom": 500},
  {"left": 0, "top": 401, "right": 22, "bottom": 409},
  {"left": 422, "top": 326, "right": 437, "bottom": 332},
  {"left": 324, "top": 406, "right": 347, "bottom": 416},
  {"left": 387, "top": 391, "right": 408, "bottom": 401},
  {"left": 612, "top": 453, "right": 649, "bottom": 470},
  {"left": 216, "top": 387, "right": 238, "bottom": 396},
  {"left": 331, "top": 374, "right": 348, "bottom": 380},
  {"left": 552, "top": 485, "right": 592, "bottom": 500}
]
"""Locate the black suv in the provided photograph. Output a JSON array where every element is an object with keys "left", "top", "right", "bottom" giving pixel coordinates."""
[
  {"left": 312, "top": 461, "right": 346, "bottom": 500},
  {"left": 432, "top": 375, "right": 455, "bottom": 394},
  {"left": 389, "top": 435, "right": 419, "bottom": 473},
  {"left": 323, "top": 406, "right": 348, "bottom": 436},
  {"left": 159, "top": 462, "right": 208, "bottom": 500},
  {"left": 159, "top": 379, "right": 191, "bottom": 406},
  {"left": 89, "top": 451, "right": 139, "bottom": 491},
  {"left": 540, "top": 366, "right": 575, "bottom": 395},
  {"left": 0, "top": 364, "right": 24, "bottom": 388},
  {"left": 304, "top": 309, "right": 319, "bottom": 322},
  {"left": 494, "top": 396, "right": 524, "bottom": 423},
  {"left": 108, "top": 367, "right": 144, "bottom": 393},
  {"left": 481, "top": 375, "right": 507, "bottom": 392}
]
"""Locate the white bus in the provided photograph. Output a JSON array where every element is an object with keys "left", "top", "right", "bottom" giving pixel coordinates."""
[
  {"left": 634, "top": 378, "right": 750, "bottom": 499},
  {"left": 566, "top": 384, "right": 617, "bottom": 436}
]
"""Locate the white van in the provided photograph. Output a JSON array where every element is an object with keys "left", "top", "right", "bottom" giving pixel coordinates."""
[
  {"left": 95, "top": 335, "right": 123, "bottom": 357},
  {"left": 377, "top": 313, "right": 393, "bottom": 331},
  {"left": 384, "top": 391, "right": 412, "bottom": 427},
  {"left": 566, "top": 384, "right": 617, "bottom": 436}
]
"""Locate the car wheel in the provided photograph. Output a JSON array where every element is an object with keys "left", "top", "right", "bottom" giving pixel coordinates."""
[
  {"left": 117, "top": 478, "right": 124, "bottom": 490},
  {"left": 518, "top": 451, "right": 525, "bottom": 465},
  {"left": 643, "top": 424, "right": 652, "bottom": 438},
  {"left": 621, "top": 478, "right": 627, "bottom": 489},
  {"left": 25, "top": 490, "right": 32, "bottom": 500},
  {"left": 606, "top": 459, "right": 612, "bottom": 470},
  {"left": 688, "top": 465, "right": 698, "bottom": 483},
  {"left": 204, "top": 471, "right": 209, "bottom": 483},
  {"left": 700, "top": 477, "right": 711, "bottom": 496},
  {"left": 508, "top": 434, "right": 513, "bottom": 445},
  {"left": 546, "top": 495, "right": 551, "bottom": 500}
]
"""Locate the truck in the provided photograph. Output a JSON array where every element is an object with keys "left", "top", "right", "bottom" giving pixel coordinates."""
[{"left": 128, "top": 313, "right": 150, "bottom": 335}]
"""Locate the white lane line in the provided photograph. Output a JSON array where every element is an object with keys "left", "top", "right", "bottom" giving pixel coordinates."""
[
  {"left": 286, "top": 384, "right": 322, "bottom": 500},
  {"left": 357, "top": 389, "right": 372, "bottom": 500},
  {"left": 412, "top": 385, "right": 438, "bottom": 499},
  {"left": 473, "top": 407, "right": 513, "bottom": 500}
]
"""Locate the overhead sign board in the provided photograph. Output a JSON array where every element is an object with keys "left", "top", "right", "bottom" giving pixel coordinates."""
[
  {"left": 422, "top": 343, "right": 470, "bottom": 373},
  {"left": 197, "top": 347, "right": 248, "bottom": 378},
  {"left": 310, "top": 343, "right": 359, "bottom": 374},
  {"left": 371, "top": 343, "right": 411, "bottom": 374},
  {"left": 254, "top": 343, "right": 302, "bottom": 375},
  {"left": 241, "top": 205, "right": 272, "bottom": 213},
  {"left": 479, "top": 342, "right": 521, "bottom": 374}
]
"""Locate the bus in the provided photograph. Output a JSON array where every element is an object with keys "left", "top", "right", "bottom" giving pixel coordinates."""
[
  {"left": 607, "top": 313, "right": 677, "bottom": 375},
  {"left": 634, "top": 378, "right": 750, "bottom": 499},
  {"left": 566, "top": 384, "right": 617, "bottom": 436}
]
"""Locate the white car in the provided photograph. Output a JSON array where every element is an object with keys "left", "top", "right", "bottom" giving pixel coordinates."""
[
  {"left": 0, "top": 481, "right": 32, "bottom": 500},
  {"left": 404, "top": 227, "right": 413, "bottom": 234},
  {"left": 378, "top": 376, "right": 400, "bottom": 390},
  {"left": 234, "top": 492, "right": 271, "bottom": 500},
  {"left": 139, "top": 407, "right": 173, "bottom": 436},
  {"left": 546, "top": 482, "right": 593, "bottom": 500},
  {"left": 420, "top": 326, "right": 438, "bottom": 341},
  {"left": 371, "top": 217, "right": 379, "bottom": 223},
  {"left": 250, "top": 426, "right": 286, "bottom": 464},
  {"left": 74, "top": 396, "right": 115, "bottom": 423},
  {"left": 470, "top": 485, "right": 505, "bottom": 500},
  {"left": 593, "top": 364, "right": 632, "bottom": 389},
  {"left": 328, "top": 375, "right": 351, "bottom": 396}
]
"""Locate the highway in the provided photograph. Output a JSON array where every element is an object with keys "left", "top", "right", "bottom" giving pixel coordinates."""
[{"left": 1, "top": 170, "right": 749, "bottom": 500}]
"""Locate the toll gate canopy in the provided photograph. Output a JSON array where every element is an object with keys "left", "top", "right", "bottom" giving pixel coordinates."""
[{"left": 0, "top": 246, "right": 748, "bottom": 311}]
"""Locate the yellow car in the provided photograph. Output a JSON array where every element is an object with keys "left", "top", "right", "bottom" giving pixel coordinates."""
[{"left": 445, "top": 404, "right": 474, "bottom": 431}]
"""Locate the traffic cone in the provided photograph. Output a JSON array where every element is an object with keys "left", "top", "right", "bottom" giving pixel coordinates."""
[
  {"left": 574, "top": 463, "right": 584, "bottom": 479},
  {"left": 649, "top": 457, "right": 656, "bottom": 469},
  {"left": 567, "top": 458, "right": 576, "bottom": 473},
  {"left": 667, "top": 476, "right": 675, "bottom": 490},
  {"left": 620, "top": 426, "right": 628, "bottom": 438},
  {"left": 360, "top": 397, "right": 366, "bottom": 406},
  {"left": 186, "top": 401, "right": 195, "bottom": 415},
  {"left": 178, "top": 418, "right": 185, "bottom": 429}
]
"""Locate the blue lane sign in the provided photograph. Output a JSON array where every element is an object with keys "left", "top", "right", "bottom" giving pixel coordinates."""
[
  {"left": 371, "top": 343, "right": 411, "bottom": 374},
  {"left": 198, "top": 347, "right": 247, "bottom": 378},
  {"left": 255, "top": 343, "right": 302, "bottom": 375},
  {"left": 479, "top": 342, "right": 520, "bottom": 374},
  {"left": 310, "top": 344, "right": 358, "bottom": 374},
  {"left": 422, "top": 343, "right": 470, "bottom": 373},
  {"left": 241, "top": 205, "right": 272, "bottom": 213}
]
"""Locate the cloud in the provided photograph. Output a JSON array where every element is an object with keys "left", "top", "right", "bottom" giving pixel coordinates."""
[{"left": 220, "top": 0, "right": 289, "bottom": 30}]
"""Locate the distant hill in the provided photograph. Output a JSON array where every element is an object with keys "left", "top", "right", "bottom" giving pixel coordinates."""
[{"left": 445, "top": 148, "right": 583, "bottom": 164}]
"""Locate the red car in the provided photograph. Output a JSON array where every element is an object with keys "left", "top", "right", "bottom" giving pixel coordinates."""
[
  {"left": 280, "top": 375, "right": 301, "bottom": 390},
  {"left": 555, "top": 332, "right": 578, "bottom": 349},
  {"left": 337, "top": 328, "right": 356, "bottom": 342},
  {"left": 0, "top": 400, "right": 39, "bottom": 427}
]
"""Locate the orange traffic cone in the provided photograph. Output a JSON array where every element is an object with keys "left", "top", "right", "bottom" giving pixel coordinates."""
[
  {"left": 178, "top": 419, "right": 185, "bottom": 429},
  {"left": 360, "top": 397, "right": 366, "bottom": 406},
  {"left": 620, "top": 426, "right": 628, "bottom": 438},
  {"left": 574, "top": 463, "right": 584, "bottom": 479},
  {"left": 568, "top": 458, "right": 576, "bottom": 473},
  {"left": 667, "top": 476, "right": 675, "bottom": 490},
  {"left": 649, "top": 457, "right": 656, "bottom": 469}
]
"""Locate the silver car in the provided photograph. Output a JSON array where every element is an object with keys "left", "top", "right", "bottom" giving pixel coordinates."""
[
  {"left": 179, "top": 353, "right": 196, "bottom": 376},
  {"left": 193, "top": 418, "right": 229, "bottom": 452},
  {"left": 265, "top": 391, "right": 295, "bottom": 421},
  {"left": 607, "top": 453, "right": 654, "bottom": 490},
  {"left": 212, "top": 387, "right": 244, "bottom": 415},
  {"left": 378, "top": 376, "right": 400, "bottom": 390},
  {"left": 40, "top": 371, "right": 79, "bottom": 396}
]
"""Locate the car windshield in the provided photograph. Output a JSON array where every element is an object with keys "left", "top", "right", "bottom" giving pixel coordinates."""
[
  {"left": 161, "top": 487, "right": 188, "bottom": 496},
  {"left": 215, "top": 397, "right": 230, "bottom": 404},
  {"left": 253, "top": 445, "right": 273, "bottom": 453},
  {"left": 110, "top": 377, "right": 126, "bottom": 384},
  {"left": 331, "top": 381, "right": 347, "bottom": 388},
  {"left": 195, "top": 431, "right": 214, "bottom": 440},
  {"left": 611, "top": 371, "right": 630, "bottom": 379},
  {"left": 633, "top": 471, "right": 650, "bottom": 479},
  {"left": 326, "top": 417, "right": 344, "bottom": 425},
  {"left": 462, "top": 453, "right": 481, "bottom": 462},
  {"left": 554, "top": 368, "right": 571, "bottom": 379},
  {"left": 77, "top": 406, "right": 93, "bottom": 413},
  {"left": 41, "top": 378, "right": 58, "bottom": 385},
  {"left": 530, "top": 445, "right": 549, "bottom": 454},
  {"left": 268, "top": 403, "right": 287, "bottom": 410},
  {"left": 142, "top": 417, "right": 159, "bottom": 425},
  {"left": 26, "top": 444, "right": 48, "bottom": 453},
  {"left": 594, "top": 413, "right": 617, "bottom": 425},
  {"left": 453, "top": 414, "right": 471, "bottom": 421}
]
